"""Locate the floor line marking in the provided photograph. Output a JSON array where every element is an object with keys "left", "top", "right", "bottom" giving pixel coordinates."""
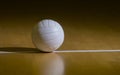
[{"left": 54, "top": 50, "right": 120, "bottom": 53}]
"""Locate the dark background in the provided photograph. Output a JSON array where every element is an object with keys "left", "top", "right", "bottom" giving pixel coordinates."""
[{"left": 0, "top": 0, "right": 120, "bottom": 50}]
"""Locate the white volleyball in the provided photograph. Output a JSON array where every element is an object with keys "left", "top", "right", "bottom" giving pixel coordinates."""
[{"left": 32, "top": 19, "right": 64, "bottom": 52}]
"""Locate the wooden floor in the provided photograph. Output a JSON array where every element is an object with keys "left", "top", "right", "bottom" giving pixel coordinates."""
[
  {"left": 0, "top": 14, "right": 120, "bottom": 50},
  {"left": 0, "top": 49, "right": 120, "bottom": 75},
  {"left": 0, "top": 1, "right": 120, "bottom": 75},
  {"left": 0, "top": 13, "right": 120, "bottom": 75}
]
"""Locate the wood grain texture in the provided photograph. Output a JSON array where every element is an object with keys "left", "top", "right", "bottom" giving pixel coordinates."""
[
  {"left": 0, "top": 50, "right": 120, "bottom": 75},
  {"left": 0, "top": 14, "right": 120, "bottom": 50}
]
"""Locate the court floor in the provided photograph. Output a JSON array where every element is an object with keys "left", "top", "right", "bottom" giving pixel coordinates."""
[
  {"left": 0, "top": 12, "right": 120, "bottom": 75},
  {"left": 0, "top": 1, "right": 120, "bottom": 75},
  {"left": 0, "top": 48, "right": 120, "bottom": 75}
]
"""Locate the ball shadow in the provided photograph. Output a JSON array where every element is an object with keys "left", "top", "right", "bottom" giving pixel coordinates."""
[{"left": 0, "top": 47, "right": 43, "bottom": 53}]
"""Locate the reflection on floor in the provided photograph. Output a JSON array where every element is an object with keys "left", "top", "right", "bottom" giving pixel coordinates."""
[{"left": 0, "top": 48, "right": 120, "bottom": 75}]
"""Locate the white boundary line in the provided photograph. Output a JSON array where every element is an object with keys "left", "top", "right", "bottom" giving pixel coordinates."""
[
  {"left": 1, "top": 50, "right": 120, "bottom": 54},
  {"left": 54, "top": 50, "right": 120, "bottom": 53}
]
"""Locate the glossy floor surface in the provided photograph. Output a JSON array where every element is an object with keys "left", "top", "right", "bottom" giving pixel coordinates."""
[
  {"left": 0, "top": 1, "right": 120, "bottom": 75},
  {"left": 0, "top": 15, "right": 120, "bottom": 50},
  {"left": 0, "top": 48, "right": 120, "bottom": 75},
  {"left": 0, "top": 15, "right": 120, "bottom": 75}
]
